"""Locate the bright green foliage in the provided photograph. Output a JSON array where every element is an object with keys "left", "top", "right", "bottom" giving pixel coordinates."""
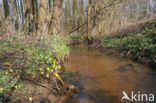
[
  {"left": 101, "top": 30, "right": 156, "bottom": 53},
  {"left": 0, "top": 69, "right": 26, "bottom": 103},
  {"left": 49, "top": 35, "right": 69, "bottom": 58},
  {"left": 0, "top": 34, "right": 68, "bottom": 102},
  {"left": 70, "top": 35, "right": 82, "bottom": 40}
]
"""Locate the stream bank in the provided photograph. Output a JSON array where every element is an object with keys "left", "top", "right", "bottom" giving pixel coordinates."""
[
  {"left": 86, "top": 18, "right": 156, "bottom": 68},
  {"left": 63, "top": 44, "right": 156, "bottom": 103},
  {"left": 87, "top": 28, "right": 156, "bottom": 68},
  {"left": 0, "top": 34, "right": 72, "bottom": 103}
]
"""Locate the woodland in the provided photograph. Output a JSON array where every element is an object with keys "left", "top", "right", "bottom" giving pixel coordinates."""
[{"left": 0, "top": 0, "right": 156, "bottom": 102}]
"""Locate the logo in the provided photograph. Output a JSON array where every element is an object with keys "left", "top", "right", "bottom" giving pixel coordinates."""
[{"left": 121, "top": 91, "right": 155, "bottom": 102}]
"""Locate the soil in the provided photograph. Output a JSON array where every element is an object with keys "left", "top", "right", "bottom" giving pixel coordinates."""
[{"left": 11, "top": 81, "right": 76, "bottom": 103}]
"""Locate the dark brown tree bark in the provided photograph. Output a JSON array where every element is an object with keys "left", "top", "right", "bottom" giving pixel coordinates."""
[
  {"left": 31, "top": 0, "right": 38, "bottom": 32},
  {"left": 3, "top": 0, "right": 9, "bottom": 18}
]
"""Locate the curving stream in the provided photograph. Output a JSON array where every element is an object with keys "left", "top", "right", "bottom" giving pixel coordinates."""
[{"left": 63, "top": 44, "right": 156, "bottom": 103}]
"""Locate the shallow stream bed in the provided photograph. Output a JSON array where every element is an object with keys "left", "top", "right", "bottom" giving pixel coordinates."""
[{"left": 63, "top": 44, "right": 156, "bottom": 103}]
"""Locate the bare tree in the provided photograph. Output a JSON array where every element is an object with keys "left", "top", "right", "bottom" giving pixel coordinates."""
[
  {"left": 64, "top": 0, "right": 71, "bottom": 30},
  {"left": 72, "top": 0, "right": 78, "bottom": 28}
]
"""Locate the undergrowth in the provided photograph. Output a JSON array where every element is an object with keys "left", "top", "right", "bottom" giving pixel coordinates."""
[
  {"left": 70, "top": 35, "right": 82, "bottom": 40},
  {"left": 100, "top": 30, "right": 156, "bottom": 53},
  {"left": 0, "top": 34, "right": 69, "bottom": 102}
]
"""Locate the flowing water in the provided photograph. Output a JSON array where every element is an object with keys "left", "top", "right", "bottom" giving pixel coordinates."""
[{"left": 64, "top": 44, "right": 156, "bottom": 103}]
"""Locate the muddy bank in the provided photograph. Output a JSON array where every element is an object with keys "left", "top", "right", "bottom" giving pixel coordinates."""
[{"left": 12, "top": 80, "right": 76, "bottom": 103}]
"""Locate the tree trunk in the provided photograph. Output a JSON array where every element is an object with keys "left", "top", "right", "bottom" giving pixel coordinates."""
[
  {"left": 20, "top": 0, "right": 24, "bottom": 23},
  {"left": 37, "top": 0, "right": 48, "bottom": 35},
  {"left": 3, "top": 0, "right": 9, "bottom": 18},
  {"left": 72, "top": 0, "right": 78, "bottom": 28},
  {"left": 32, "top": 0, "right": 38, "bottom": 32},
  {"left": 80, "top": 0, "right": 85, "bottom": 32},
  {"left": 65, "top": 0, "right": 71, "bottom": 30},
  {"left": 24, "top": 0, "right": 33, "bottom": 32},
  {"left": 49, "top": 0, "right": 63, "bottom": 35}
]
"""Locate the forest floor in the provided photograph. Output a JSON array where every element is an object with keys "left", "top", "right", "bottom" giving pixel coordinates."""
[
  {"left": 0, "top": 34, "right": 76, "bottom": 103},
  {"left": 90, "top": 19, "right": 156, "bottom": 68}
]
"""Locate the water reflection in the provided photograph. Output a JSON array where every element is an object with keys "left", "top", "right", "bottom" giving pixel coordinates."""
[{"left": 64, "top": 44, "right": 156, "bottom": 103}]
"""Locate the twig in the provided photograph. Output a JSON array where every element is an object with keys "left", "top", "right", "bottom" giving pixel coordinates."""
[
  {"left": 65, "top": 0, "right": 123, "bottom": 34},
  {"left": 21, "top": 76, "right": 58, "bottom": 94},
  {"left": 56, "top": 76, "right": 64, "bottom": 86},
  {"left": 145, "top": 55, "right": 152, "bottom": 66},
  {"left": 127, "top": 50, "right": 131, "bottom": 56}
]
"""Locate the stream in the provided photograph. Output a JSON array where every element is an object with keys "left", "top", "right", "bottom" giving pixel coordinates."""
[{"left": 63, "top": 44, "right": 156, "bottom": 103}]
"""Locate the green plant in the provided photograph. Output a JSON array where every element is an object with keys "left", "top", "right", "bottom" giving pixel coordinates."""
[
  {"left": 0, "top": 34, "right": 68, "bottom": 102},
  {"left": 101, "top": 30, "right": 156, "bottom": 53},
  {"left": 70, "top": 35, "right": 82, "bottom": 40}
]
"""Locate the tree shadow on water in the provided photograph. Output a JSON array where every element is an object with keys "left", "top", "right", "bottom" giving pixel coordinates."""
[
  {"left": 85, "top": 89, "right": 120, "bottom": 103},
  {"left": 39, "top": 98, "right": 52, "bottom": 103},
  {"left": 64, "top": 72, "right": 121, "bottom": 103},
  {"left": 64, "top": 88, "right": 121, "bottom": 103},
  {"left": 115, "top": 64, "right": 136, "bottom": 73}
]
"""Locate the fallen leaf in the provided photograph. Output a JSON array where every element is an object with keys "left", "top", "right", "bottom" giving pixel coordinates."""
[{"left": 4, "top": 62, "right": 12, "bottom": 67}]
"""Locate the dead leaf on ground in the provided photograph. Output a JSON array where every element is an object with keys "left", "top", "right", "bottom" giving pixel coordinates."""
[{"left": 3, "top": 62, "right": 12, "bottom": 67}]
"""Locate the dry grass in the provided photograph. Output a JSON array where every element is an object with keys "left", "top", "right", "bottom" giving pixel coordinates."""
[{"left": 107, "top": 16, "right": 156, "bottom": 37}]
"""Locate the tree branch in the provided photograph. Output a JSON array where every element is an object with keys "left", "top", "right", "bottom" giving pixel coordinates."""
[{"left": 65, "top": 0, "right": 123, "bottom": 34}]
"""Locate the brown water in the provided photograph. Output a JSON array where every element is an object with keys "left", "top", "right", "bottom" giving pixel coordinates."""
[{"left": 64, "top": 44, "right": 156, "bottom": 103}]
